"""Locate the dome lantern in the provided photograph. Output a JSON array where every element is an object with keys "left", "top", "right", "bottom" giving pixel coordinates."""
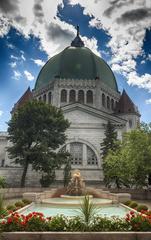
[{"left": 71, "top": 25, "right": 84, "bottom": 47}]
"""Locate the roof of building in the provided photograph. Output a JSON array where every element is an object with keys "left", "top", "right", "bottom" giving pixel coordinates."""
[
  {"left": 115, "top": 90, "right": 140, "bottom": 115},
  {"left": 11, "top": 87, "right": 33, "bottom": 114},
  {"left": 35, "top": 27, "right": 118, "bottom": 92}
]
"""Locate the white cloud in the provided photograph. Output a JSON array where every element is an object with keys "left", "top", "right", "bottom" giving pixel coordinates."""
[
  {"left": 147, "top": 54, "right": 151, "bottom": 61},
  {"left": 1, "top": 0, "right": 151, "bottom": 92},
  {"left": 141, "top": 60, "right": 145, "bottom": 64},
  {"left": 82, "top": 36, "right": 101, "bottom": 57},
  {"left": 69, "top": 0, "right": 151, "bottom": 92},
  {"left": 10, "top": 55, "right": 19, "bottom": 60},
  {"left": 9, "top": 62, "right": 17, "bottom": 68},
  {"left": 128, "top": 71, "right": 151, "bottom": 92},
  {"left": 13, "top": 70, "right": 21, "bottom": 80},
  {"left": 24, "top": 70, "right": 34, "bottom": 81},
  {"left": 0, "top": 16, "right": 10, "bottom": 37},
  {"left": 0, "top": 110, "right": 3, "bottom": 117},
  {"left": 146, "top": 99, "right": 151, "bottom": 104},
  {"left": 7, "top": 43, "right": 15, "bottom": 49},
  {"left": 21, "top": 53, "right": 26, "bottom": 61},
  {"left": 0, "top": 0, "right": 100, "bottom": 59},
  {"left": 32, "top": 59, "right": 45, "bottom": 67}
]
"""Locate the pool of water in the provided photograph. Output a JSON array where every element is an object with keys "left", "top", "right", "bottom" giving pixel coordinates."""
[{"left": 21, "top": 203, "right": 129, "bottom": 218}]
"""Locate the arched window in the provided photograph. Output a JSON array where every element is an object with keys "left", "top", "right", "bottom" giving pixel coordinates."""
[
  {"left": 111, "top": 99, "right": 114, "bottom": 110},
  {"left": 87, "top": 146, "right": 98, "bottom": 165},
  {"left": 102, "top": 93, "right": 105, "bottom": 107},
  {"left": 43, "top": 94, "right": 46, "bottom": 102},
  {"left": 86, "top": 90, "right": 93, "bottom": 104},
  {"left": 69, "top": 90, "right": 76, "bottom": 103},
  {"left": 107, "top": 96, "right": 110, "bottom": 109},
  {"left": 61, "top": 89, "right": 67, "bottom": 103},
  {"left": 78, "top": 90, "right": 84, "bottom": 104},
  {"left": 38, "top": 96, "right": 42, "bottom": 101},
  {"left": 48, "top": 92, "right": 52, "bottom": 104},
  {"left": 61, "top": 142, "right": 98, "bottom": 167},
  {"left": 70, "top": 142, "right": 82, "bottom": 165}
]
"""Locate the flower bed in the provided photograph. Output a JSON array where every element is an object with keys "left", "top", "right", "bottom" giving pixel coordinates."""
[
  {"left": 0, "top": 211, "right": 131, "bottom": 232},
  {"left": 1, "top": 210, "right": 151, "bottom": 232}
]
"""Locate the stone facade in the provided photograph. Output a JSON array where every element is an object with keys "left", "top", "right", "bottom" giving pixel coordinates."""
[
  {"left": 0, "top": 77, "right": 140, "bottom": 186},
  {"left": 0, "top": 32, "right": 140, "bottom": 186}
]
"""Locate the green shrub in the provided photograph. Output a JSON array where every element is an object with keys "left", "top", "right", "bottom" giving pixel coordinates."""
[
  {"left": 0, "top": 194, "right": 8, "bottom": 219},
  {"left": 137, "top": 205, "right": 148, "bottom": 212},
  {"left": 0, "top": 177, "right": 6, "bottom": 188},
  {"left": 48, "top": 215, "right": 67, "bottom": 231},
  {"left": 90, "top": 216, "right": 130, "bottom": 232},
  {"left": 22, "top": 199, "right": 32, "bottom": 205},
  {"left": 66, "top": 216, "right": 85, "bottom": 231},
  {"left": 78, "top": 195, "right": 98, "bottom": 230},
  {"left": 6, "top": 205, "right": 16, "bottom": 211},
  {"left": 129, "top": 201, "right": 138, "bottom": 209},
  {"left": 124, "top": 200, "right": 132, "bottom": 206},
  {"left": 0, "top": 208, "right": 8, "bottom": 218},
  {"left": 15, "top": 201, "right": 25, "bottom": 208}
]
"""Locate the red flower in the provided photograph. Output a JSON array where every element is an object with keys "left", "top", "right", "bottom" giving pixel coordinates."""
[
  {"left": 130, "top": 211, "right": 135, "bottom": 215},
  {"left": 1, "top": 221, "right": 6, "bottom": 225},
  {"left": 7, "top": 217, "right": 13, "bottom": 224},
  {"left": 20, "top": 221, "right": 26, "bottom": 226}
]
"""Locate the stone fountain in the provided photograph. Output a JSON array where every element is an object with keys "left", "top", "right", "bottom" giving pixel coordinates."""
[
  {"left": 65, "top": 169, "right": 85, "bottom": 196},
  {"left": 23, "top": 170, "right": 131, "bottom": 204},
  {"left": 60, "top": 169, "right": 93, "bottom": 199}
]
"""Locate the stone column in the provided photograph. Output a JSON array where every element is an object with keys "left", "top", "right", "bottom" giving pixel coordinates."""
[
  {"left": 83, "top": 144, "right": 87, "bottom": 167},
  {"left": 76, "top": 90, "right": 78, "bottom": 102},
  {"left": 84, "top": 90, "right": 87, "bottom": 104},
  {"left": 67, "top": 90, "right": 70, "bottom": 104}
]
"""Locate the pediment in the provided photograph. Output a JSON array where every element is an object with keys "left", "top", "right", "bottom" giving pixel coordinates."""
[{"left": 62, "top": 103, "right": 126, "bottom": 126}]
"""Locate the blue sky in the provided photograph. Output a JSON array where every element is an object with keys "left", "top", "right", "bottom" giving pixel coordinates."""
[{"left": 0, "top": 0, "right": 151, "bottom": 131}]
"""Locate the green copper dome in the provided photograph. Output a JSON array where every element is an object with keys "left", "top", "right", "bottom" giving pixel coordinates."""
[{"left": 35, "top": 29, "right": 118, "bottom": 92}]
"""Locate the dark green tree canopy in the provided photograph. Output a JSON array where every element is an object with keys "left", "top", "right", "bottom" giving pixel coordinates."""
[
  {"left": 103, "top": 128, "right": 151, "bottom": 188},
  {"left": 100, "top": 121, "right": 118, "bottom": 159},
  {"left": 7, "top": 100, "right": 70, "bottom": 187}
]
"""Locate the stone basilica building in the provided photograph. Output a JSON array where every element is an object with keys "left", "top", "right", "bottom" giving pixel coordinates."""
[{"left": 0, "top": 28, "right": 140, "bottom": 186}]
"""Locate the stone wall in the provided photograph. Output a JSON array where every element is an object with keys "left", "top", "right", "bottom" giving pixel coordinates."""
[
  {"left": 110, "top": 188, "right": 151, "bottom": 200},
  {"left": 1, "top": 232, "right": 151, "bottom": 240},
  {"left": 0, "top": 187, "right": 50, "bottom": 199},
  {"left": 0, "top": 167, "right": 42, "bottom": 187},
  {"left": 0, "top": 167, "right": 103, "bottom": 187}
]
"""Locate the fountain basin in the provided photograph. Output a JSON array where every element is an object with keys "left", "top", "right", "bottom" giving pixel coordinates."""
[
  {"left": 42, "top": 197, "right": 113, "bottom": 206},
  {"left": 60, "top": 194, "right": 93, "bottom": 199},
  {"left": 19, "top": 202, "right": 130, "bottom": 218}
]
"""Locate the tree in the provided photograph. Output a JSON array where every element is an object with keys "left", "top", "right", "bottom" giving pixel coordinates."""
[
  {"left": 103, "top": 129, "right": 151, "bottom": 188},
  {"left": 7, "top": 100, "right": 70, "bottom": 187},
  {"left": 140, "top": 122, "right": 151, "bottom": 185},
  {"left": 100, "top": 121, "right": 118, "bottom": 159}
]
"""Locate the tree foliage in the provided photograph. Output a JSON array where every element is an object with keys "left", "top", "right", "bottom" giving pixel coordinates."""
[
  {"left": 100, "top": 121, "right": 118, "bottom": 159},
  {"left": 7, "top": 100, "right": 70, "bottom": 187},
  {"left": 103, "top": 128, "right": 151, "bottom": 188}
]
